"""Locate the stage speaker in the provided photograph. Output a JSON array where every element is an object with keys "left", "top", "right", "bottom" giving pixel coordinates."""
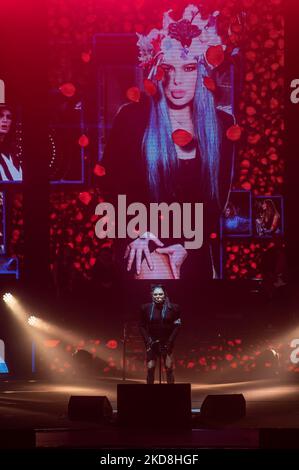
[
  {"left": 200, "top": 394, "right": 246, "bottom": 424},
  {"left": 117, "top": 384, "right": 191, "bottom": 428},
  {"left": 68, "top": 396, "right": 113, "bottom": 422}
]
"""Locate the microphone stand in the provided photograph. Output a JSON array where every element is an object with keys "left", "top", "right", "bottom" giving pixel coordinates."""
[
  {"left": 158, "top": 341, "right": 162, "bottom": 384},
  {"left": 150, "top": 340, "right": 162, "bottom": 384}
]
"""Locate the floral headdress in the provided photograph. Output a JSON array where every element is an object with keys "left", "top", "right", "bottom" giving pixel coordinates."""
[{"left": 136, "top": 4, "right": 225, "bottom": 77}]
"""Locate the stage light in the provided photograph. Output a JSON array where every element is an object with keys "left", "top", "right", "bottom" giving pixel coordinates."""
[
  {"left": 3, "top": 293, "right": 17, "bottom": 307},
  {"left": 28, "top": 316, "right": 39, "bottom": 327},
  {"left": 3, "top": 293, "right": 15, "bottom": 304}
]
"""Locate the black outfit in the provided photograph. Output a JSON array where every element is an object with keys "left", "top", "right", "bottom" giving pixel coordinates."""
[
  {"left": 102, "top": 94, "right": 235, "bottom": 279},
  {"left": 139, "top": 301, "right": 181, "bottom": 383}
]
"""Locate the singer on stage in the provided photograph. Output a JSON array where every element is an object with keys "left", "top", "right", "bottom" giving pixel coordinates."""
[{"left": 139, "top": 284, "right": 182, "bottom": 384}]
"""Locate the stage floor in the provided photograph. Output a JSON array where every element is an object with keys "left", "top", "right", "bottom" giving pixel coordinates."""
[{"left": 0, "top": 377, "right": 299, "bottom": 448}]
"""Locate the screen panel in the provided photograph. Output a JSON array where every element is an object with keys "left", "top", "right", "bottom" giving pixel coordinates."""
[{"left": 46, "top": 1, "right": 285, "bottom": 288}]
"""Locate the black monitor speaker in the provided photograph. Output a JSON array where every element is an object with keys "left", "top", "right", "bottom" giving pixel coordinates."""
[
  {"left": 200, "top": 394, "right": 246, "bottom": 424},
  {"left": 68, "top": 395, "right": 113, "bottom": 422}
]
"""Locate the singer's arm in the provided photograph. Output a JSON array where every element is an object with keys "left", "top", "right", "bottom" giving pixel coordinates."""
[{"left": 166, "top": 305, "right": 182, "bottom": 352}]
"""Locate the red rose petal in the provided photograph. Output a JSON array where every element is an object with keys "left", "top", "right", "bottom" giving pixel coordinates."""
[
  {"left": 102, "top": 240, "right": 113, "bottom": 248},
  {"left": 203, "top": 76, "right": 216, "bottom": 92},
  {"left": 270, "top": 98, "right": 279, "bottom": 109},
  {"left": 144, "top": 79, "right": 157, "bottom": 96},
  {"left": 93, "top": 164, "right": 106, "bottom": 177},
  {"left": 106, "top": 339, "right": 118, "bottom": 349},
  {"left": 206, "top": 45, "right": 224, "bottom": 67},
  {"left": 172, "top": 129, "right": 193, "bottom": 147},
  {"left": 78, "top": 192, "right": 92, "bottom": 205},
  {"left": 241, "top": 182, "right": 252, "bottom": 191},
  {"left": 154, "top": 66, "right": 165, "bottom": 81},
  {"left": 246, "top": 106, "right": 256, "bottom": 116},
  {"left": 226, "top": 125, "right": 242, "bottom": 141},
  {"left": 225, "top": 354, "right": 234, "bottom": 361},
  {"left": 126, "top": 86, "right": 141, "bottom": 103},
  {"left": 59, "top": 82, "right": 76, "bottom": 97},
  {"left": 241, "top": 159, "right": 250, "bottom": 168},
  {"left": 78, "top": 134, "right": 89, "bottom": 147},
  {"left": 81, "top": 51, "right": 91, "bottom": 63},
  {"left": 248, "top": 134, "right": 261, "bottom": 144}
]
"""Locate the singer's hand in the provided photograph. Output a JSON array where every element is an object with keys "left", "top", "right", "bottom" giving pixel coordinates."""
[
  {"left": 156, "top": 244, "right": 187, "bottom": 279},
  {"left": 146, "top": 338, "right": 153, "bottom": 351},
  {"left": 162, "top": 342, "right": 172, "bottom": 355}
]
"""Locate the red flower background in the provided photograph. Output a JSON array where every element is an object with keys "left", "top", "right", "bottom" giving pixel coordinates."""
[
  {"left": 37, "top": 334, "right": 299, "bottom": 378},
  {"left": 8, "top": 0, "right": 284, "bottom": 281}
]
